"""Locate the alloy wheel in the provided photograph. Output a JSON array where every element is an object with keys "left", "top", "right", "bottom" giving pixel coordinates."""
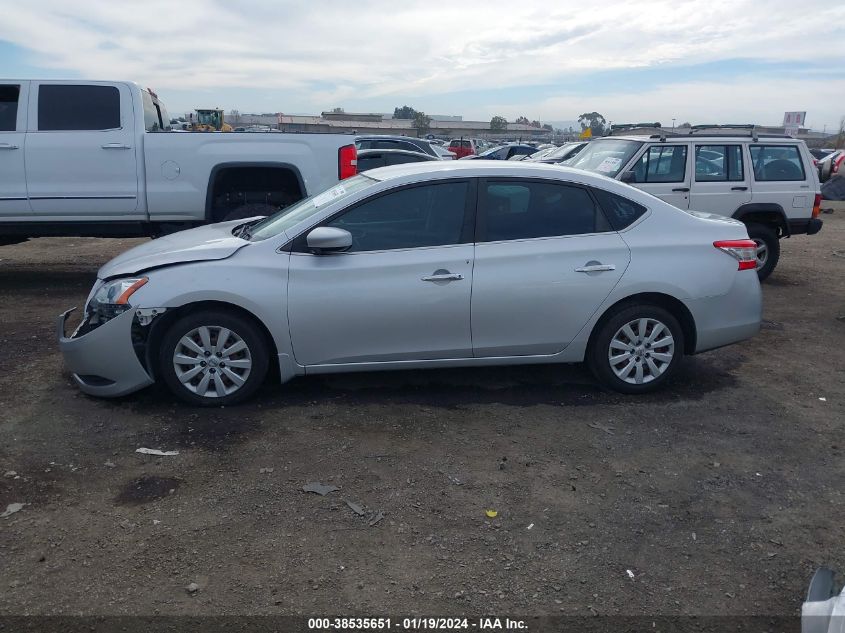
[
  {"left": 172, "top": 325, "right": 253, "bottom": 398},
  {"left": 608, "top": 318, "right": 675, "bottom": 385}
]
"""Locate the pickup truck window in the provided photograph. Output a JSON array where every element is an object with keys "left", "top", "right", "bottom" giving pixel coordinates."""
[
  {"left": 142, "top": 90, "right": 165, "bottom": 132},
  {"left": 38, "top": 84, "right": 121, "bottom": 131},
  {"left": 0, "top": 84, "right": 19, "bottom": 131},
  {"left": 248, "top": 174, "right": 377, "bottom": 241}
]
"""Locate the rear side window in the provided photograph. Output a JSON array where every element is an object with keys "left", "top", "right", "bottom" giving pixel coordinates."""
[
  {"left": 0, "top": 84, "right": 20, "bottom": 132},
  {"left": 38, "top": 84, "right": 121, "bottom": 131},
  {"left": 142, "top": 90, "right": 162, "bottom": 132},
  {"left": 479, "top": 181, "right": 610, "bottom": 242},
  {"left": 632, "top": 145, "right": 687, "bottom": 183},
  {"left": 694, "top": 145, "right": 743, "bottom": 182},
  {"left": 591, "top": 188, "right": 648, "bottom": 231},
  {"left": 750, "top": 145, "right": 806, "bottom": 181}
]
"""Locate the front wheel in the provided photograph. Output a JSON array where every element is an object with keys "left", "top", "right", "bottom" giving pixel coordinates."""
[
  {"left": 159, "top": 310, "right": 269, "bottom": 406},
  {"left": 745, "top": 223, "right": 780, "bottom": 281},
  {"left": 587, "top": 304, "right": 684, "bottom": 394}
]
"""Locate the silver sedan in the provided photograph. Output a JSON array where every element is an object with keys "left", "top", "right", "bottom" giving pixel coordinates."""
[{"left": 58, "top": 161, "right": 761, "bottom": 405}]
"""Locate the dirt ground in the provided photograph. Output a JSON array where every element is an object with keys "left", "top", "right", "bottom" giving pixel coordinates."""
[{"left": 1, "top": 208, "right": 844, "bottom": 618}]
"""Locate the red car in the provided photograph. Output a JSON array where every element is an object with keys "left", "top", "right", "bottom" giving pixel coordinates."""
[{"left": 448, "top": 138, "right": 478, "bottom": 159}]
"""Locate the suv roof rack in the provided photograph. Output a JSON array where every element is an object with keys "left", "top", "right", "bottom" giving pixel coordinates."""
[
  {"left": 685, "top": 124, "right": 795, "bottom": 142},
  {"left": 609, "top": 123, "right": 670, "bottom": 141}
]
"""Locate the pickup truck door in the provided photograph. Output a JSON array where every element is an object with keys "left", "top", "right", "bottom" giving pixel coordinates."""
[
  {"left": 0, "top": 81, "right": 29, "bottom": 217},
  {"left": 25, "top": 82, "right": 139, "bottom": 217}
]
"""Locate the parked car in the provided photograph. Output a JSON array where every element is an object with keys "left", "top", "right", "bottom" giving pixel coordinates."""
[
  {"left": 356, "top": 149, "right": 438, "bottom": 172},
  {"left": 355, "top": 135, "right": 442, "bottom": 159},
  {"left": 432, "top": 145, "right": 456, "bottom": 160},
  {"left": 817, "top": 150, "right": 844, "bottom": 182},
  {"left": 566, "top": 131, "right": 823, "bottom": 279},
  {"left": 461, "top": 144, "right": 537, "bottom": 161},
  {"left": 58, "top": 161, "right": 761, "bottom": 406},
  {"left": 525, "top": 141, "right": 589, "bottom": 164},
  {"left": 0, "top": 80, "right": 356, "bottom": 246},
  {"left": 448, "top": 138, "right": 478, "bottom": 158}
]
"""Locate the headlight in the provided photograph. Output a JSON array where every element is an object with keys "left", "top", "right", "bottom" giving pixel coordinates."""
[{"left": 86, "top": 277, "right": 148, "bottom": 325}]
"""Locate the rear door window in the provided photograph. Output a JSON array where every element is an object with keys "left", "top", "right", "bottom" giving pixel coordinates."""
[
  {"left": 0, "top": 84, "right": 20, "bottom": 132},
  {"left": 694, "top": 145, "right": 743, "bottom": 181},
  {"left": 478, "top": 180, "right": 610, "bottom": 242},
  {"left": 631, "top": 145, "right": 687, "bottom": 182},
  {"left": 38, "top": 84, "right": 121, "bottom": 131},
  {"left": 749, "top": 145, "right": 806, "bottom": 181}
]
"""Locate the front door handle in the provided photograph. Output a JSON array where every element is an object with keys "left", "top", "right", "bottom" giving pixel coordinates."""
[
  {"left": 575, "top": 264, "right": 616, "bottom": 273},
  {"left": 0, "top": 143, "right": 20, "bottom": 150},
  {"left": 731, "top": 186, "right": 748, "bottom": 191},
  {"left": 101, "top": 143, "right": 131, "bottom": 150},
  {"left": 421, "top": 271, "right": 464, "bottom": 282},
  {"left": 671, "top": 187, "right": 690, "bottom": 192}
]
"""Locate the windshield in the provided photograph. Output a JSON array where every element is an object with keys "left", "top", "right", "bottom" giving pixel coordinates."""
[
  {"left": 478, "top": 145, "right": 506, "bottom": 157},
  {"left": 567, "top": 140, "right": 643, "bottom": 177},
  {"left": 247, "top": 174, "right": 377, "bottom": 241}
]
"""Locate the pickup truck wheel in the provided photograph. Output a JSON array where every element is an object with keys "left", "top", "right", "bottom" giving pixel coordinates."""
[
  {"left": 587, "top": 304, "right": 684, "bottom": 394},
  {"left": 222, "top": 203, "right": 278, "bottom": 222},
  {"left": 745, "top": 223, "right": 779, "bottom": 281},
  {"left": 159, "top": 310, "right": 269, "bottom": 406}
]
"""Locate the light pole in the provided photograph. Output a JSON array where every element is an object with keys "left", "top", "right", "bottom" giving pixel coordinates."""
[{"left": 672, "top": 118, "right": 676, "bottom": 132}]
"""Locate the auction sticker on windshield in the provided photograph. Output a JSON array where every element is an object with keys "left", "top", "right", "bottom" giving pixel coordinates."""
[
  {"left": 596, "top": 157, "right": 622, "bottom": 173},
  {"left": 313, "top": 184, "right": 347, "bottom": 207}
]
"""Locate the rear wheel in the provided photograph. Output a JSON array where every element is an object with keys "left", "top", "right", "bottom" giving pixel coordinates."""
[
  {"left": 745, "top": 223, "right": 779, "bottom": 281},
  {"left": 587, "top": 304, "right": 684, "bottom": 394},
  {"left": 159, "top": 310, "right": 269, "bottom": 406}
]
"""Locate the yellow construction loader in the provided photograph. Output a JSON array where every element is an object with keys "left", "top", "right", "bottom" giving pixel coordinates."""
[{"left": 190, "top": 109, "right": 233, "bottom": 132}]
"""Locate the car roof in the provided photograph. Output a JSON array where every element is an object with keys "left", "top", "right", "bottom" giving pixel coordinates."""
[
  {"left": 603, "top": 134, "right": 803, "bottom": 143},
  {"left": 356, "top": 135, "right": 428, "bottom": 142}
]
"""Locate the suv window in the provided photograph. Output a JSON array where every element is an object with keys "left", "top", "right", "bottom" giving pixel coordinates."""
[
  {"left": 0, "top": 84, "right": 20, "bottom": 132},
  {"left": 694, "top": 145, "right": 743, "bottom": 181},
  {"left": 327, "top": 181, "right": 469, "bottom": 252},
  {"left": 450, "top": 140, "right": 471, "bottom": 148},
  {"left": 591, "top": 188, "right": 648, "bottom": 230},
  {"left": 38, "top": 84, "right": 121, "bottom": 131},
  {"left": 479, "top": 181, "right": 609, "bottom": 242},
  {"left": 750, "top": 145, "right": 806, "bottom": 181},
  {"left": 631, "top": 145, "right": 687, "bottom": 183}
]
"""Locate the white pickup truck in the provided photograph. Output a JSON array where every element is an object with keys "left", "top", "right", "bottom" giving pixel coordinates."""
[{"left": 0, "top": 80, "right": 357, "bottom": 244}]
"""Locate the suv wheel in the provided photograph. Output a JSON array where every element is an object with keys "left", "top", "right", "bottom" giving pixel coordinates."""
[
  {"left": 587, "top": 304, "right": 684, "bottom": 394},
  {"left": 745, "top": 223, "right": 780, "bottom": 281},
  {"left": 159, "top": 310, "right": 269, "bottom": 406}
]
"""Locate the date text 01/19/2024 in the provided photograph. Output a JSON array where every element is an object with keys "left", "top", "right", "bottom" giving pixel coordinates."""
[{"left": 307, "top": 618, "right": 528, "bottom": 630}]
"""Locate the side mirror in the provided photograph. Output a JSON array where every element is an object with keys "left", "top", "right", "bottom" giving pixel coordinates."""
[
  {"left": 306, "top": 227, "right": 352, "bottom": 253},
  {"left": 620, "top": 170, "right": 637, "bottom": 183}
]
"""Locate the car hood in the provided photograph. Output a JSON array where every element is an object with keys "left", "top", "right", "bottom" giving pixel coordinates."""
[{"left": 99, "top": 219, "right": 254, "bottom": 279}]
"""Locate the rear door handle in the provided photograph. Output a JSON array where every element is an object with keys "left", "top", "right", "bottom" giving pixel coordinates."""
[
  {"left": 0, "top": 143, "right": 19, "bottom": 150},
  {"left": 421, "top": 272, "right": 464, "bottom": 282},
  {"left": 101, "top": 143, "right": 131, "bottom": 150},
  {"left": 575, "top": 264, "right": 616, "bottom": 273},
  {"left": 671, "top": 187, "right": 690, "bottom": 192},
  {"left": 731, "top": 186, "right": 748, "bottom": 191}
]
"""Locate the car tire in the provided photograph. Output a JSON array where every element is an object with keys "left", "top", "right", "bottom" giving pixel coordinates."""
[
  {"left": 159, "top": 310, "right": 270, "bottom": 406},
  {"left": 745, "top": 223, "right": 779, "bottom": 281},
  {"left": 587, "top": 304, "right": 685, "bottom": 394},
  {"left": 222, "top": 203, "right": 278, "bottom": 223}
]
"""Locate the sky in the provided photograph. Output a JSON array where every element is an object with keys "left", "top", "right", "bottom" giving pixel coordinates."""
[{"left": 1, "top": 0, "right": 844, "bottom": 131}]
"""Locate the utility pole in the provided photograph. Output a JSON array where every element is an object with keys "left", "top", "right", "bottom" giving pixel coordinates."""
[{"left": 672, "top": 118, "right": 676, "bottom": 132}]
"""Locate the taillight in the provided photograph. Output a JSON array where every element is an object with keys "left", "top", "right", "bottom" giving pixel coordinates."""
[
  {"left": 812, "top": 193, "right": 822, "bottom": 218},
  {"left": 338, "top": 144, "right": 357, "bottom": 180},
  {"left": 714, "top": 239, "right": 757, "bottom": 271}
]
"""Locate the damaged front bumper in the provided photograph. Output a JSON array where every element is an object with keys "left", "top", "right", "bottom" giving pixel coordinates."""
[{"left": 57, "top": 307, "right": 155, "bottom": 398}]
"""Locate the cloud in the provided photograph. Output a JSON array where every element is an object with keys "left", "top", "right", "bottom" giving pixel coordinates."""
[{"left": 0, "top": 0, "right": 843, "bottom": 126}]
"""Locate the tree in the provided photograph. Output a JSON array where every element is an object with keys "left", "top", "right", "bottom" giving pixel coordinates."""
[
  {"left": 228, "top": 109, "right": 241, "bottom": 126},
  {"left": 678, "top": 121, "right": 692, "bottom": 129},
  {"left": 542, "top": 124, "right": 553, "bottom": 131},
  {"left": 413, "top": 111, "right": 432, "bottom": 136},
  {"left": 394, "top": 105, "right": 418, "bottom": 119},
  {"left": 515, "top": 115, "right": 530, "bottom": 125},
  {"left": 835, "top": 116, "right": 845, "bottom": 150},
  {"left": 490, "top": 115, "right": 508, "bottom": 131},
  {"left": 330, "top": 107, "right": 345, "bottom": 114},
  {"left": 531, "top": 120, "right": 542, "bottom": 128},
  {"left": 578, "top": 111, "right": 607, "bottom": 137}
]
